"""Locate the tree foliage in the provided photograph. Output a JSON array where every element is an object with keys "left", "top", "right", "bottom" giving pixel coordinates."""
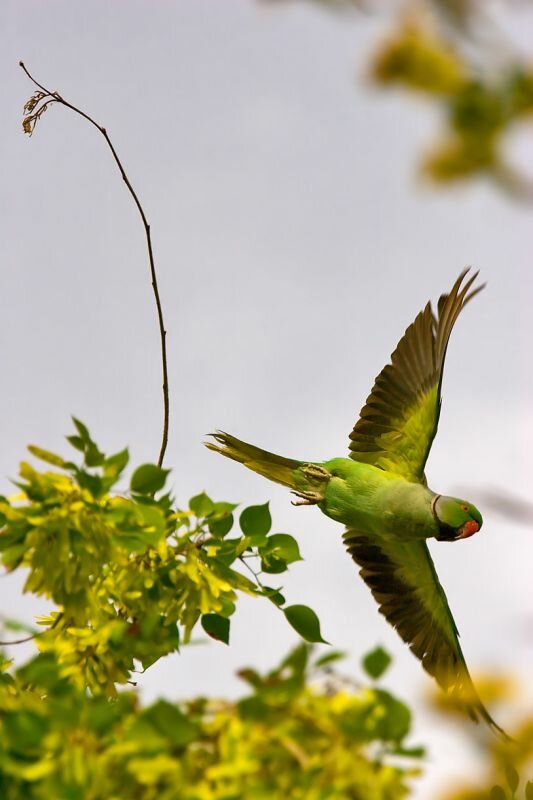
[
  {"left": 428, "top": 675, "right": 533, "bottom": 800},
  {"left": 268, "top": 0, "right": 533, "bottom": 199},
  {"left": 0, "top": 425, "right": 429, "bottom": 798},
  {"left": 0, "top": 423, "right": 331, "bottom": 695},
  {"left": 0, "top": 635, "right": 426, "bottom": 800},
  {"left": 1, "top": 427, "right": 530, "bottom": 798},
  {"left": 372, "top": 21, "right": 533, "bottom": 192}
]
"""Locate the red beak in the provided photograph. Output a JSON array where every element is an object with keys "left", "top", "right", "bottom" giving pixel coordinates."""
[{"left": 458, "top": 520, "right": 480, "bottom": 539}]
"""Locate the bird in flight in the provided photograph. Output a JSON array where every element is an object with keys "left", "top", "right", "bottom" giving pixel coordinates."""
[{"left": 207, "top": 270, "right": 508, "bottom": 737}]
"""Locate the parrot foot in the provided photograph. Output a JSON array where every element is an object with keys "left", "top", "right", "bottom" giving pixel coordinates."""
[
  {"left": 301, "top": 464, "right": 331, "bottom": 481},
  {"left": 291, "top": 490, "right": 321, "bottom": 506}
]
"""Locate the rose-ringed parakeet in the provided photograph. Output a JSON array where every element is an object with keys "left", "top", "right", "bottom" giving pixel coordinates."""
[{"left": 207, "top": 270, "right": 507, "bottom": 737}]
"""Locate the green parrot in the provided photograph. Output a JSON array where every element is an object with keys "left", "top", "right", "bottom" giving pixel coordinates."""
[{"left": 207, "top": 270, "right": 508, "bottom": 737}]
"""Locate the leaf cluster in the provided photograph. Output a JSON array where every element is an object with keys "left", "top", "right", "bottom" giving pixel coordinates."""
[
  {"left": 0, "top": 421, "right": 324, "bottom": 694},
  {"left": 267, "top": 0, "right": 533, "bottom": 198},
  {"left": 372, "top": 24, "right": 533, "bottom": 187},
  {"left": 0, "top": 643, "right": 422, "bottom": 800}
]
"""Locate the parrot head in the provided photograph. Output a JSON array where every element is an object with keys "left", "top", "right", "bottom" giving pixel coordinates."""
[{"left": 432, "top": 495, "right": 483, "bottom": 542}]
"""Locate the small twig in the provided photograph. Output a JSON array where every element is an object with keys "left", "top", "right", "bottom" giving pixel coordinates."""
[
  {"left": 19, "top": 61, "right": 170, "bottom": 466},
  {"left": 194, "top": 534, "right": 216, "bottom": 549},
  {"left": 239, "top": 554, "right": 266, "bottom": 591},
  {"left": 0, "top": 633, "right": 37, "bottom": 646},
  {"left": 0, "top": 612, "right": 63, "bottom": 646}
]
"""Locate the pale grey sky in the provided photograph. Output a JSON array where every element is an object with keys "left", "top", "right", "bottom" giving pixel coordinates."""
[{"left": 2, "top": 1, "right": 533, "bottom": 795}]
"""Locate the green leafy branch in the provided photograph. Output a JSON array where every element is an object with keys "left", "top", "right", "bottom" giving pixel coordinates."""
[
  {"left": 0, "top": 641, "right": 423, "bottom": 799},
  {"left": 371, "top": 22, "right": 533, "bottom": 198},
  {"left": 266, "top": 1, "right": 533, "bottom": 200},
  {"left": 0, "top": 422, "right": 326, "bottom": 693}
]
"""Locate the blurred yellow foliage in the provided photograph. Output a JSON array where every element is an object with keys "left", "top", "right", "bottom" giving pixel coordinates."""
[
  {"left": 372, "top": 24, "right": 466, "bottom": 96},
  {"left": 427, "top": 673, "right": 533, "bottom": 799}
]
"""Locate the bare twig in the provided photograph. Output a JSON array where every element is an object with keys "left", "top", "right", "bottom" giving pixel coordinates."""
[
  {"left": 0, "top": 612, "right": 63, "bottom": 647},
  {"left": 0, "top": 633, "right": 37, "bottom": 646},
  {"left": 19, "top": 61, "right": 170, "bottom": 466},
  {"left": 239, "top": 554, "right": 266, "bottom": 591}
]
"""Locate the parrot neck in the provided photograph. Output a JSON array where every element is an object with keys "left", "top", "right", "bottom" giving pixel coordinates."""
[{"left": 431, "top": 494, "right": 457, "bottom": 542}]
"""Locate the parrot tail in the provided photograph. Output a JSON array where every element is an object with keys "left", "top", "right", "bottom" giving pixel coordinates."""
[
  {"left": 206, "top": 431, "right": 302, "bottom": 489},
  {"left": 206, "top": 431, "right": 330, "bottom": 502}
]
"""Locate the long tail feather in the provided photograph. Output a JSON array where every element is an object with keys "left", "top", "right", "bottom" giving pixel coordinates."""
[{"left": 206, "top": 431, "right": 302, "bottom": 490}]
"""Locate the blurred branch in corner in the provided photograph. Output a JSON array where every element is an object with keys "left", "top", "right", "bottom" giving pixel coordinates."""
[
  {"left": 426, "top": 672, "right": 533, "bottom": 800},
  {"left": 261, "top": 0, "right": 533, "bottom": 201}
]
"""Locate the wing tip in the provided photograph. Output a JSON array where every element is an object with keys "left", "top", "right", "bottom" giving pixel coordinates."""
[{"left": 474, "top": 703, "right": 514, "bottom": 743}]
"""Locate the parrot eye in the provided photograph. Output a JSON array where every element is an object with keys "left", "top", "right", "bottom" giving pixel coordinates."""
[{"left": 461, "top": 504, "right": 469, "bottom": 513}]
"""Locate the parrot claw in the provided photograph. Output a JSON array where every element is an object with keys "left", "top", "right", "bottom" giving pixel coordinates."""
[{"left": 291, "top": 490, "right": 321, "bottom": 506}]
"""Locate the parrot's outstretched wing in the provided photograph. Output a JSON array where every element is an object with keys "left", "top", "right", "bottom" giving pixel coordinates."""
[
  {"left": 348, "top": 270, "right": 484, "bottom": 483},
  {"left": 343, "top": 527, "right": 508, "bottom": 738}
]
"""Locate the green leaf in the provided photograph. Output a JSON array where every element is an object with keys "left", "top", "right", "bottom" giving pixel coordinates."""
[
  {"left": 262, "top": 533, "right": 302, "bottom": 564},
  {"left": 284, "top": 605, "right": 328, "bottom": 644},
  {"left": 281, "top": 643, "right": 309, "bottom": 676},
  {"left": 27, "top": 445, "right": 67, "bottom": 469},
  {"left": 130, "top": 464, "right": 170, "bottom": 494},
  {"left": 201, "top": 613, "right": 230, "bottom": 644},
  {"left": 262, "top": 586, "right": 285, "bottom": 607},
  {"left": 113, "top": 504, "right": 166, "bottom": 551},
  {"left": 217, "top": 597, "right": 236, "bottom": 618},
  {"left": 1, "top": 544, "right": 26, "bottom": 569},
  {"left": 391, "top": 745, "right": 426, "bottom": 758},
  {"left": 84, "top": 441, "right": 105, "bottom": 467},
  {"left": 208, "top": 537, "right": 240, "bottom": 565},
  {"left": 260, "top": 552, "right": 287, "bottom": 574},
  {"left": 504, "top": 766, "right": 519, "bottom": 794},
  {"left": 237, "top": 667, "right": 262, "bottom": 689},
  {"left": 372, "top": 689, "right": 411, "bottom": 742},
  {"left": 75, "top": 469, "right": 103, "bottom": 498},
  {"left": 142, "top": 700, "right": 198, "bottom": 747},
  {"left": 3, "top": 710, "right": 48, "bottom": 752},
  {"left": 189, "top": 492, "right": 214, "bottom": 517},
  {"left": 16, "top": 654, "right": 61, "bottom": 691},
  {"left": 239, "top": 503, "right": 271, "bottom": 538},
  {"left": 362, "top": 646, "right": 392, "bottom": 680},
  {"left": 238, "top": 695, "right": 270, "bottom": 720},
  {"left": 0, "top": 654, "right": 13, "bottom": 673},
  {"left": 245, "top": 531, "right": 268, "bottom": 547},
  {"left": 314, "top": 650, "right": 346, "bottom": 668},
  {"left": 489, "top": 787, "right": 507, "bottom": 800},
  {"left": 525, "top": 781, "right": 533, "bottom": 800},
  {"left": 67, "top": 435, "right": 85, "bottom": 452},
  {"left": 68, "top": 419, "right": 105, "bottom": 464},
  {"left": 72, "top": 417, "right": 91, "bottom": 442},
  {"left": 208, "top": 513, "right": 234, "bottom": 539},
  {"left": 104, "top": 448, "right": 129, "bottom": 477},
  {"left": 212, "top": 501, "right": 238, "bottom": 514}
]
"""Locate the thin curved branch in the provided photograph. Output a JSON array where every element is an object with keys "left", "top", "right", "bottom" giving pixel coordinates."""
[{"left": 19, "top": 61, "right": 170, "bottom": 466}]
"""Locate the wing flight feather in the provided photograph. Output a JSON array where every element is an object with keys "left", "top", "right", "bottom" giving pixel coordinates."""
[
  {"left": 348, "top": 270, "right": 484, "bottom": 482},
  {"left": 343, "top": 527, "right": 506, "bottom": 736}
]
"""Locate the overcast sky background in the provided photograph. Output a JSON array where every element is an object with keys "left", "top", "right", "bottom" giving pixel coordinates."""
[{"left": 2, "top": 1, "right": 533, "bottom": 795}]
